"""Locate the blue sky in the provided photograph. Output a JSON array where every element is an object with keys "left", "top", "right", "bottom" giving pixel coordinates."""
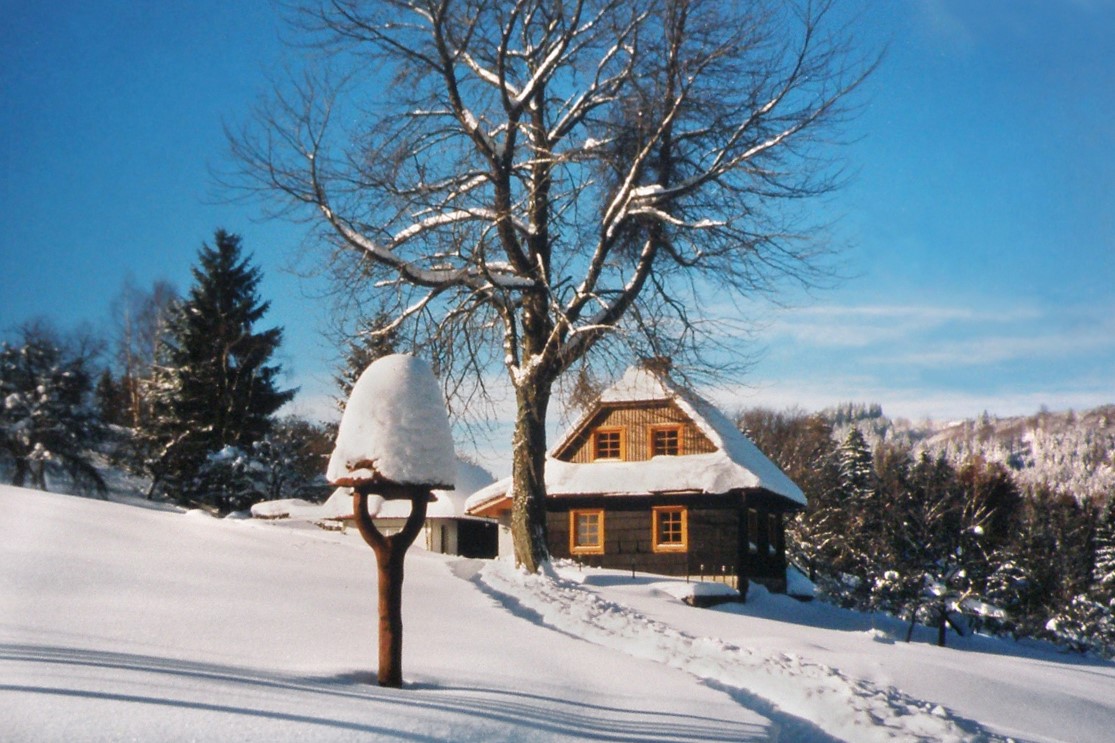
[
  {"left": 731, "top": 0, "right": 1115, "bottom": 421},
  {"left": 3, "top": 1, "right": 1113, "bottom": 444}
]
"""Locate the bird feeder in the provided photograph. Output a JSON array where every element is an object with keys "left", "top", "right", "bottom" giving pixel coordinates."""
[{"left": 327, "top": 354, "right": 455, "bottom": 687}]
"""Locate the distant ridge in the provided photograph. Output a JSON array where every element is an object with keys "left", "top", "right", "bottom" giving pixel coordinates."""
[{"left": 819, "top": 403, "right": 1115, "bottom": 501}]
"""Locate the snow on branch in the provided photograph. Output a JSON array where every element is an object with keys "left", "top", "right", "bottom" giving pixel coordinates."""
[
  {"left": 319, "top": 205, "right": 535, "bottom": 291},
  {"left": 460, "top": 51, "right": 523, "bottom": 101},
  {"left": 391, "top": 208, "right": 532, "bottom": 246}
]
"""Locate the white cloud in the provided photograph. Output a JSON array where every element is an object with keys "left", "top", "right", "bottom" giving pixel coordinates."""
[
  {"left": 756, "top": 301, "right": 1113, "bottom": 366},
  {"left": 711, "top": 376, "right": 1114, "bottom": 424},
  {"left": 708, "top": 299, "right": 1115, "bottom": 420},
  {"left": 763, "top": 304, "right": 982, "bottom": 348},
  {"left": 875, "top": 328, "right": 1115, "bottom": 367},
  {"left": 701, "top": 300, "right": 988, "bottom": 349}
]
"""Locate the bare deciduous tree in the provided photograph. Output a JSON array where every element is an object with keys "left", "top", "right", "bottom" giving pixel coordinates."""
[
  {"left": 229, "top": 0, "right": 876, "bottom": 571},
  {"left": 110, "top": 278, "right": 179, "bottom": 429}
]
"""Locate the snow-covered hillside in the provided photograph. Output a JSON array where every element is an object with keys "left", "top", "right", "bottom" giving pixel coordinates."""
[
  {"left": 824, "top": 403, "right": 1115, "bottom": 500},
  {"left": 2, "top": 485, "right": 1113, "bottom": 742}
]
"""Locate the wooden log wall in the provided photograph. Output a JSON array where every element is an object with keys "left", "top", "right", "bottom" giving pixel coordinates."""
[
  {"left": 547, "top": 499, "right": 740, "bottom": 579},
  {"left": 546, "top": 493, "right": 791, "bottom": 591}
]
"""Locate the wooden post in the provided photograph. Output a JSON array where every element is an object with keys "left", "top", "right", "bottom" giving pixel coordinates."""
[{"left": 353, "top": 485, "right": 430, "bottom": 687}]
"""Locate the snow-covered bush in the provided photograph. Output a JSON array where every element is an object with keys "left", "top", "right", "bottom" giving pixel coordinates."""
[
  {"left": 1046, "top": 595, "right": 1115, "bottom": 658},
  {"left": 192, "top": 418, "right": 332, "bottom": 513},
  {"left": 0, "top": 325, "right": 106, "bottom": 496}
]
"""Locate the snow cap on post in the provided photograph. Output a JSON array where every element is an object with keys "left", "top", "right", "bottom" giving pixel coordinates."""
[{"left": 327, "top": 354, "right": 456, "bottom": 493}]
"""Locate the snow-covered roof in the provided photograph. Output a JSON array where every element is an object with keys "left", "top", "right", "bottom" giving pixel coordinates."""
[
  {"left": 254, "top": 458, "right": 495, "bottom": 522},
  {"left": 326, "top": 354, "right": 456, "bottom": 490},
  {"left": 467, "top": 364, "right": 805, "bottom": 513},
  {"left": 376, "top": 458, "right": 495, "bottom": 520}
]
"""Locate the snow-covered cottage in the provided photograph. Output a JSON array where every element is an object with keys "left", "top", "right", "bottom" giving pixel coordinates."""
[{"left": 466, "top": 360, "right": 806, "bottom": 592}]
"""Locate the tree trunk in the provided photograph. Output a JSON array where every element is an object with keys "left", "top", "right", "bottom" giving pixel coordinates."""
[
  {"left": 905, "top": 601, "right": 921, "bottom": 643},
  {"left": 31, "top": 461, "right": 47, "bottom": 491},
  {"left": 145, "top": 474, "right": 161, "bottom": 501},
  {"left": 936, "top": 604, "right": 948, "bottom": 647},
  {"left": 12, "top": 459, "right": 28, "bottom": 488},
  {"left": 510, "top": 378, "right": 552, "bottom": 573}
]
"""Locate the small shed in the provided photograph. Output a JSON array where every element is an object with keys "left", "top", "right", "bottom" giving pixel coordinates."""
[{"left": 253, "top": 458, "right": 499, "bottom": 559}]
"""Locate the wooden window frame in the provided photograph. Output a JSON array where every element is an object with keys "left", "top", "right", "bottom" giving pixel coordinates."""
[
  {"left": 592, "top": 427, "right": 626, "bottom": 461},
  {"left": 648, "top": 424, "right": 683, "bottom": 457},
  {"left": 652, "top": 506, "right": 688, "bottom": 553},
  {"left": 570, "top": 509, "right": 605, "bottom": 555}
]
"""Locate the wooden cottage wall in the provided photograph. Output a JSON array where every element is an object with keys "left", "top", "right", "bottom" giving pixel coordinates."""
[
  {"left": 546, "top": 492, "right": 793, "bottom": 592},
  {"left": 546, "top": 495, "right": 741, "bottom": 580},
  {"left": 562, "top": 403, "right": 716, "bottom": 463}
]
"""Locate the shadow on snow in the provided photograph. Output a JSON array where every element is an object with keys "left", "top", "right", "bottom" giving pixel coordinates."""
[{"left": 0, "top": 643, "right": 763, "bottom": 742}]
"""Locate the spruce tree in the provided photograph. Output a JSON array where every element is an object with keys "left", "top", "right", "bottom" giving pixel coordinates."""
[
  {"left": 836, "top": 427, "right": 876, "bottom": 505},
  {"left": 144, "top": 230, "right": 295, "bottom": 509},
  {"left": 335, "top": 314, "right": 397, "bottom": 409},
  {"left": 1094, "top": 500, "right": 1115, "bottom": 596},
  {"left": 833, "top": 427, "right": 879, "bottom": 601}
]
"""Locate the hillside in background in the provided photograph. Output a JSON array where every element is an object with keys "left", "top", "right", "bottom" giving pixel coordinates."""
[{"left": 822, "top": 403, "right": 1115, "bottom": 501}]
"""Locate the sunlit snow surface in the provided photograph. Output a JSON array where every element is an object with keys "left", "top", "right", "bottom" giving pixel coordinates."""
[{"left": 2, "top": 485, "right": 1113, "bottom": 742}]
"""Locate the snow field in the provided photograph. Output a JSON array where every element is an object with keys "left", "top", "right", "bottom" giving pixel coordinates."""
[
  {"left": 0, "top": 486, "right": 770, "bottom": 741},
  {"left": 2, "top": 485, "right": 1113, "bottom": 741},
  {"left": 476, "top": 562, "right": 989, "bottom": 743}
]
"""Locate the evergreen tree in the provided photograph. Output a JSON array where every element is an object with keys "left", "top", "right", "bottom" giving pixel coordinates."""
[
  {"left": 832, "top": 427, "right": 880, "bottom": 602},
  {"left": 198, "top": 416, "right": 332, "bottom": 513},
  {"left": 247, "top": 417, "right": 332, "bottom": 504},
  {"left": 866, "top": 443, "right": 917, "bottom": 615},
  {"left": 837, "top": 427, "right": 876, "bottom": 505},
  {"left": 991, "top": 485, "right": 1095, "bottom": 639},
  {"left": 1048, "top": 498, "right": 1115, "bottom": 657},
  {"left": 0, "top": 323, "right": 106, "bottom": 496},
  {"left": 1046, "top": 594, "right": 1115, "bottom": 657},
  {"left": 956, "top": 457, "right": 1023, "bottom": 551},
  {"left": 1094, "top": 499, "right": 1115, "bottom": 597},
  {"left": 896, "top": 453, "right": 995, "bottom": 646},
  {"left": 143, "top": 230, "right": 295, "bottom": 510}
]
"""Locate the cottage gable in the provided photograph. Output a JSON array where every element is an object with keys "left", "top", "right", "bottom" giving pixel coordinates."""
[
  {"left": 554, "top": 401, "right": 717, "bottom": 463},
  {"left": 542, "top": 364, "right": 804, "bottom": 505},
  {"left": 467, "top": 363, "right": 805, "bottom": 509}
]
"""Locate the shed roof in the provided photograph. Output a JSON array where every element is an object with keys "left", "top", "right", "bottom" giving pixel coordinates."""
[{"left": 253, "top": 458, "right": 494, "bottom": 521}]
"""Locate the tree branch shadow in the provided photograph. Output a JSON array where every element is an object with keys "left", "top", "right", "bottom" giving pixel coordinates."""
[{"left": 1, "top": 643, "right": 768, "bottom": 741}]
